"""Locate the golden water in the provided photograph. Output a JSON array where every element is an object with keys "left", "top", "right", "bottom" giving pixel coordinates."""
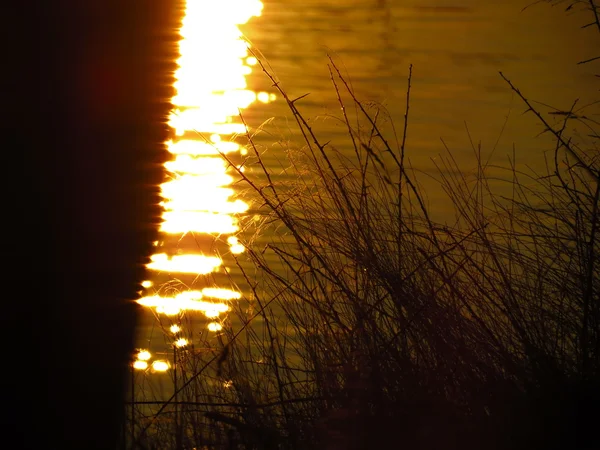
[
  {"left": 132, "top": 0, "right": 597, "bottom": 369},
  {"left": 134, "top": 0, "right": 270, "bottom": 369}
]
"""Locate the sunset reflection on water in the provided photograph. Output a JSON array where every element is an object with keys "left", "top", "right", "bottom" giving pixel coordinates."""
[{"left": 136, "top": 0, "right": 270, "bottom": 335}]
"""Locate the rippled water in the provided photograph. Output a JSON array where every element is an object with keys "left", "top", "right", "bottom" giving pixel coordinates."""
[
  {"left": 243, "top": 0, "right": 595, "bottom": 179},
  {"left": 133, "top": 0, "right": 597, "bottom": 369}
]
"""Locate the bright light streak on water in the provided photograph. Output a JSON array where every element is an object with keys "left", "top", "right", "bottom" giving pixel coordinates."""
[
  {"left": 208, "top": 322, "right": 223, "bottom": 332},
  {"left": 175, "top": 338, "right": 189, "bottom": 348},
  {"left": 137, "top": 293, "right": 230, "bottom": 317},
  {"left": 166, "top": 138, "right": 240, "bottom": 155},
  {"left": 164, "top": 155, "right": 228, "bottom": 175},
  {"left": 227, "top": 236, "right": 245, "bottom": 254},
  {"left": 202, "top": 287, "right": 242, "bottom": 300},
  {"left": 137, "top": 350, "right": 152, "bottom": 361},
  {"left": 163, "top": 173, "right": 235, "bottom": 190},
  {"left": 152, "top": 360, "right": 170, "bottom": 372},
  {"left": 156, "top": 0, "right": 268, "bottom": 240},
  {"left": 133, "top": 361, "right": 148, "bottom": 370},
  {"left": 147, "top": 254, "right": 222, "bottom": 274},
  {"left": 169, "top": 118, "right": 247, "bottom": 137},
  {"left": 141, "top": 0, "right": 270, "bottom": 332},
  {"left": 161, "top": 197, "right": 249, "bottom": 215},
  {"left": 159, "top": 212, "right": 239, "bottom": 234}
]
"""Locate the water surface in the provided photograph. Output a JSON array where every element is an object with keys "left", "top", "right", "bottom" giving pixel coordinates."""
[{"left": 134, "top": 0, "right": 598, "bottom": 373}]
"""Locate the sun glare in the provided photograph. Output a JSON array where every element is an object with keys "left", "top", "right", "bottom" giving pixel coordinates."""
[
  {"left": 141, "top": 0, "right": 269, "bottom": 332},
  {"left": 137, "top": 292, "right": 231, "bottom": 318},
  {"left": 208, "top": 322, "right": 223, "bottom": 332},
  {"left": 152, "top": 360, "right": 170, "bottom": 372},
  {"left": 133, "top": 360, "right": 148, "bottom": 370},
  {"left": 147, "top": 253, "right": 222, "bottom": 274},
  {"left": 175, "top": 338, "right": 189, "bottom": 348},
  {"left": 137, "top": 350, "right": 152, "bottom": 361}
]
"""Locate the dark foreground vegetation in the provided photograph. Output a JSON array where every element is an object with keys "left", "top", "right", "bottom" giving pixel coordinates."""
[{"left": 128, "top": 2, "right": 600, "bottom": 449}]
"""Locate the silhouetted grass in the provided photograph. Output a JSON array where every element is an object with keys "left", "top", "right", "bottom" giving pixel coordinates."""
[{"left": 126, "top": 3, "right": 599, "bottom": 449}]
